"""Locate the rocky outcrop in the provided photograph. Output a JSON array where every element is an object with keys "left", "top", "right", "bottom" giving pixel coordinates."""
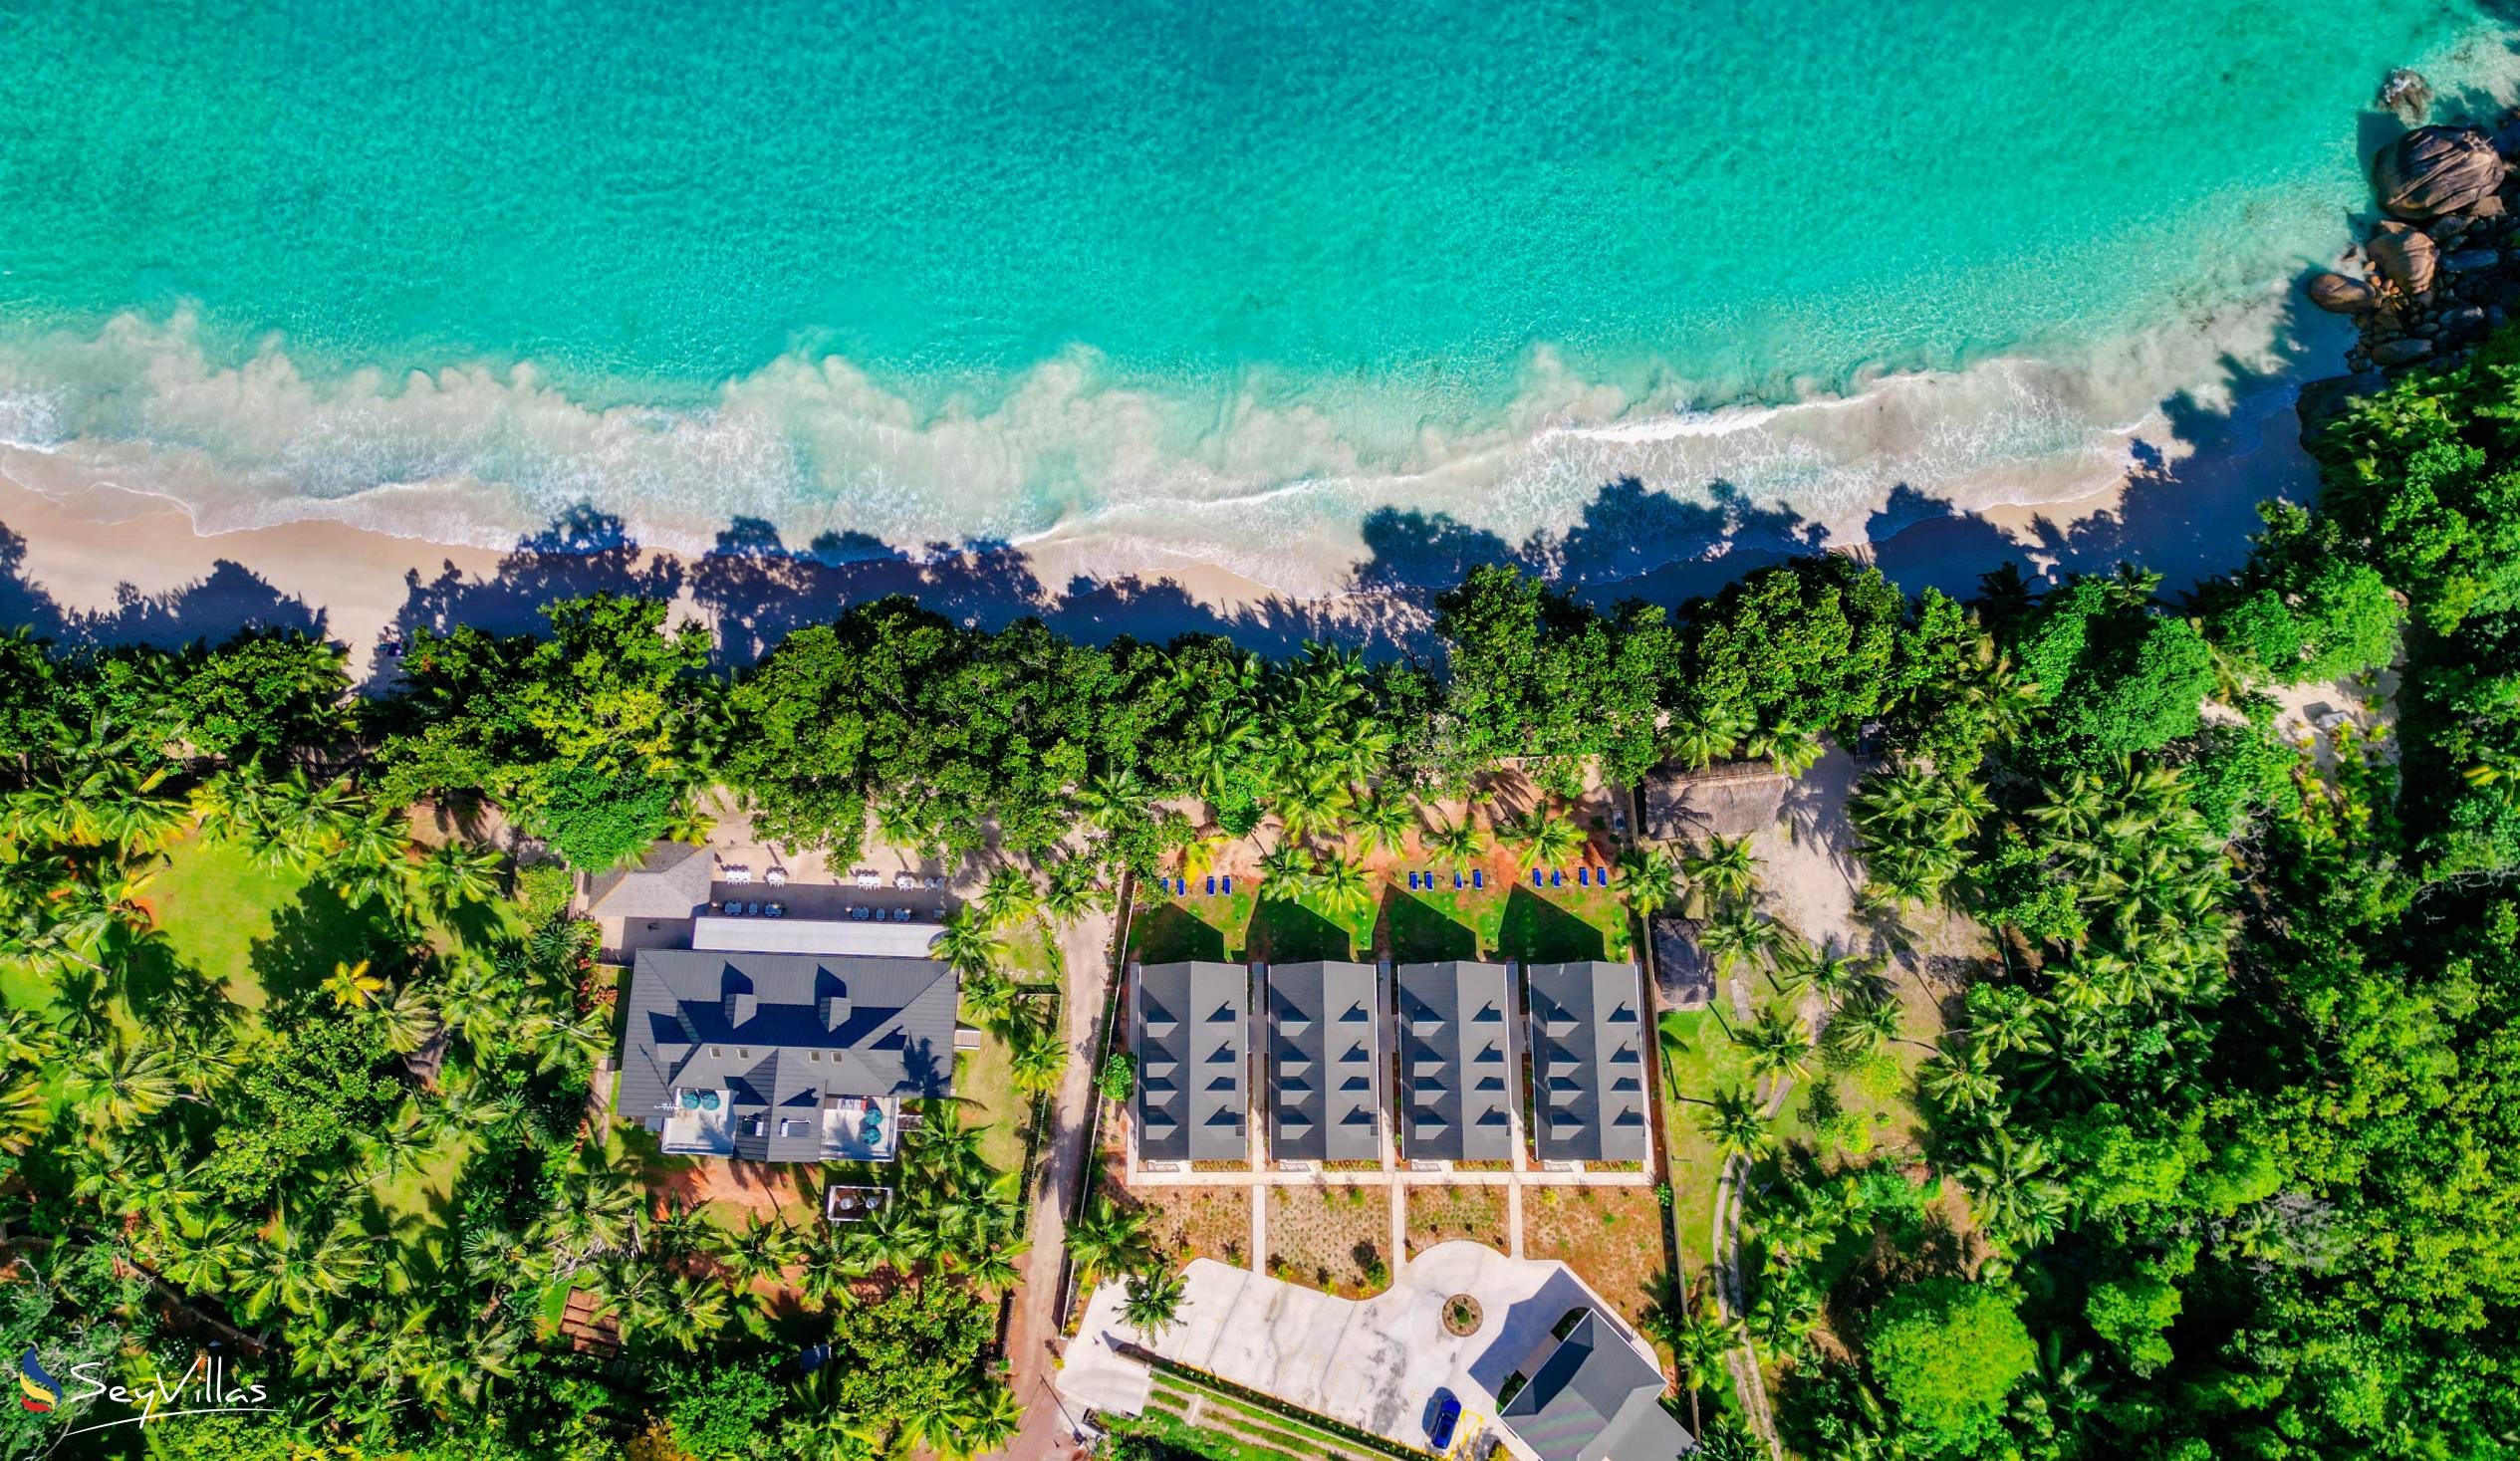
[
  {"left": 2370, "top": 224, "right": 2438, "bottom": 296},
  {"left": 2300, "top": 84, "right": 2520, "bottom": 442},
  {"left": 2308, "top": 272, "right": 2382, "bottom": 314},
  {"left": 2379, "top": 69, "right": 2433, "bottom": 125},
  {"left": 2375, "top": 125, "right": 2507, "bottom": 220}
]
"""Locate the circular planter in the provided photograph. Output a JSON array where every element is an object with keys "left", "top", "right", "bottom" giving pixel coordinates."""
[{"left": 1442, "top": 1295, "right": 1484, "bottom": 1338}]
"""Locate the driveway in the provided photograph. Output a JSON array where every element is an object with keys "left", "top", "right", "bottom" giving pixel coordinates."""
[
  {"left": 995, "top": 905, "right": 1120, "bottom": 1460},
  {"left": 1060, "top": 1241, "right": 1658, "bottom": 1460}
]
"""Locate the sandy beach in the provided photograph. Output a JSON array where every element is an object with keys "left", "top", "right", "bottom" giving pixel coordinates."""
[{"left": 0, "top": 353, "right": 2324, "bottom": 682}]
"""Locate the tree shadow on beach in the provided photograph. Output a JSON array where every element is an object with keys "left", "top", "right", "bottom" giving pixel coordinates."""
[
  {"left": 10, "top": 282, "right": 2347, "bottom": 669},
  {"left": 0, "top": 520, "right": 325, "bottom": 651}
]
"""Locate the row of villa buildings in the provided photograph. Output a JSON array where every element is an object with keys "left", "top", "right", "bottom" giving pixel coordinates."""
[{"left": 1130, "top": 957, "right": 1652, "bottom": 1170}]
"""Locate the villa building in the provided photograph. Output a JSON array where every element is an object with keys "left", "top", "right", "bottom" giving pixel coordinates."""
[
  {"left": 1263, "top": 960, "right": 1386, "bottom": 1165},
  {"left": 618, "top": 949, "right": 958, "bottom": 1163},
  {"left": 1498, "top": 1305, "right": 1696, "bottom": 1460},
  {"left": 1524, "top": 961, "right": 1651, "bottom": 1163},
  {"left": 1394, "top": 960, "right": 1519, "bottom": 1162},
  {"left": 1133, "top": 960, "right": 1251, "bottom": 1164}
]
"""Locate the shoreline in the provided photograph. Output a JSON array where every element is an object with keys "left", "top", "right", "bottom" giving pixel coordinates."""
[{"left": 0, "top": 326, "right": 2332, "bottom": 680}]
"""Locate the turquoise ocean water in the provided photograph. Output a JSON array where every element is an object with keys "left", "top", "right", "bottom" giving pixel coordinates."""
[{"left": 0, "top": 1, "right": 2512, "bottom": 592}]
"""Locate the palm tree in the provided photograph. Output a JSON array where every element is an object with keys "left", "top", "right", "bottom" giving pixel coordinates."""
[
  {"left": 719, "top": 1216, "right": 805, "bottom": 1290},
  {"left": 1666, "top": 702, "right": 1751, "bottom": 770},
  {"left": 1273, "top": 770, "right": 1355, "bottom": 845},
  {"left": 1069, "top": 1196, "right": 1154, "bottom": 1286},
  {"left": 1616, "top": 845, "right": 1680, "bottom": 918},
  {"left": 1503, "top": 811, "right": 1584, "bottom": 869},
  {"left": 1122, "top": 1266, "right": 1188, "bottom": 1343},
  {"left": 1697, "top": 1087, "right": 1773, "bottom": 1161},
  {"left": 374, "top": 983, "right": 440, "bottom": 1056},
  {"left": 933, "top": 907, "right": 1006, "bottom": 977},
  {"left": 961, "top": 1235, "right": 1031, "bottom": 1294},
  {"left": 979, "top": 865, "right": 1040, "bottom": 929},
  {"left": 1683, "top": 836, "right": 1760, "bottom": 913},
  {"left": 1041, "top": 856, "right": 1107, "bottom": 925},
  {"left": 1744, "top": 723, "right": 1825, "bottom": 777},
  {"left": 949, "top": 1383, "right": 1026, "bottom": 1460},
  {"left": 655, "top": 1273, "right": 731, "bottom": 1351},
  {"left": 1009, "top": 1013, "right": 1069, "bottom": 1095},
  {"left": 1307, "top": 852, "right": 1375, "bottom": 921},
  {"left": 1256, "top": 841, "right": 1312, "bottom": 898},
  {"left": 64, "top": 1041, "right": 184, "bottom": 1133},
  {"left": 1732, "top": 1008, "right": 1812, "bottom": 1090},
  {"left": 1078, "top": 765, "right": 1147, "bottom": 831},
  {"left": 1697, "top": 904, "right": 1777, "bottom": 979},
  {"left": 1422, "top": 815, "right": 1487, "bottom": 873},
  {"left": 409, "top": 842, "right": 503, "bottom": 914},
  {"left": 1822, "top": 994, "right": 1903, "bottom": 1063},
  {"left": 1351, "top": 790, "right": 1415, "bottom": 858},
  {"left": 1665, "top": 1296, "right": 1745, "bottom": 1437},
  {"left": 1957, "top": 1127, "right": 2070, "bottom": 1253},
  {"left": 904, "top": 1103, "right": 987, "bottom": 1184},
  {"left": 322, "top": 958, "right": 388, "bottom": 1010},
  {"left": 1918, "top": 1039, "right": 2001, "bottom": 1114}
]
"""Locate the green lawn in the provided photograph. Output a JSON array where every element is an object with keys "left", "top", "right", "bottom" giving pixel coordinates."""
[
  {"left": 952, "top": 1026, "right": 1030, "bottom": 1174},
  {"left": 145, "top": 835, "right": 310, "bottom": 1011},
  {"left": 1128, "top": 884, "right": 1256, "bottom": 962}
]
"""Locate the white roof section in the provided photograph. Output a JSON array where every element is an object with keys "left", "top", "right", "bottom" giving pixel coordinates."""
[{"left": 692, "top": 915, "right": 942, "bottom": 960}]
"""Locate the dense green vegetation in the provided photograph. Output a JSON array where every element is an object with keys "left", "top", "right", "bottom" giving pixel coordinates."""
[{"left": 7, "top": 336, "right": 2520, "bottom": 1459}]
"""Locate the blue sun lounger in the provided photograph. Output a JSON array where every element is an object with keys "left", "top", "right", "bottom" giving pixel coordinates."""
[
  {"left": 1532, "top": 868, "right": 1544, "bottom": 887},
  {"left": 1221, "top": 875, "right": 1232, "bottom": 893},
  {"left": 1577, "top": 867, "right": 1590, "bottom": 886},
  {"left": 1453, "top": 870, "right": 1464, "bottom": 889},
  {"left": 1551, "top": 868, "right": 1564, "bottom": 887},
  {"left": 1472, "top": 869, "right": 1484, "bottom": 889},
  {"left": 1205, "top": 875, "right": 1216, "bottom": 894},
  {"left": 1407, "top": 871, "right": 1420, "bottom": 889}
]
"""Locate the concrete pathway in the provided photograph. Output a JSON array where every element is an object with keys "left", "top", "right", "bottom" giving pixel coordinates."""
[
  {"left": 1388, "top": 1182, "right": 1407, "bottom": 1265},
  {"left": 1506, "top": 1181, "right": 1525, "bottom": 1257},
  {"left": 1062, "top": 1242, "right": 1660, "bottom": 1461},
  {"left": 997, "top": 906, "right": 1121, "bottom": 1461}
]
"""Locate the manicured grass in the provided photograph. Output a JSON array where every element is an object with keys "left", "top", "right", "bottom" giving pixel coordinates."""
[
  {"left": 1129, "top": 887, "right": 1255, "bottom": 962},
  {"left": 952, "top": 1025, "right": 1030, "bottom": 1174},
  {"left": 1385, "top": 887, "right": 1482, "bottom": 962},
  {"left": 144, "top": 834, "right": 309, "bottom": 1011},
  {"left": 1392, "top": 877, "right": 1506, "bottom": 953},
  {"left": 1247, "top": 892, "right": 1369, "bottom": 962}
]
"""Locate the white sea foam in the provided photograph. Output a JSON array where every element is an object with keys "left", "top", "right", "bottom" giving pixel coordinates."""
[{"left": 0, "top": 287, "right": 2332, "bottom": 600}]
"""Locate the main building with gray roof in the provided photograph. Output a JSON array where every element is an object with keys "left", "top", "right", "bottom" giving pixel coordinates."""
[
  {"left": 1525, "top": 961, "right": 1650, "bottom": 1163},
  {"left": 619, "top": 949, "right": 958, "bottom": 1163},
  {"left": 1395, "top": 960, "right": 1518, "bottom": 1161},
  {"left": 1499, "top": 1306, "right": 1695, "bottom": 1460},
  {"left": 1263, "top": 960, "right": 1384, "bottom": 1164},
  {"left": 1133, "top": 961, "right": 1250, "bottom": 1164}
]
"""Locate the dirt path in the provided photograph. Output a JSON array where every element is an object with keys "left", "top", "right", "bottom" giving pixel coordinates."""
[{"left": 997, "top": 905, "right": 1121, "bottom": 1461}]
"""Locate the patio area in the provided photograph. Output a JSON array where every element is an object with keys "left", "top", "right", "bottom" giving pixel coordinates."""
[{"left": 1061, "top": 1241, "right": 1661, "bottom": 1461}]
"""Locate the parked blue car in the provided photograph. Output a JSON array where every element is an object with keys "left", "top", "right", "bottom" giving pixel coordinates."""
[{"left": 1428, "top": 1390, "right": 1461, "bottom": 1450}]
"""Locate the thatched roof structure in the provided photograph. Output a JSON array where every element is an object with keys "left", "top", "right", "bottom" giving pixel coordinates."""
[{"left": 1641, "top": 759, "right": 1789, "bottom": 842}]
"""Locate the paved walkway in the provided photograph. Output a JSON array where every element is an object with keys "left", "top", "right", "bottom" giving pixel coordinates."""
[
  {"left": 997, "top": 906, "right": 1121, "bottom": 1461},
  {"left": 1062, "top": 1242, "right": 1661, "bottom": 1461}
]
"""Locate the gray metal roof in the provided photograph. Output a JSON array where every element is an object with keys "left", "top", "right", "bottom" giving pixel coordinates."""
[
  {"left": 1134, "top": 961, "right": 1249, "bottom": 1164},
  {"left": 1500, "top": 1309, "right": 1694, "bottom": 1461},
  {"left": 1395, "top": 961, "right": 1518, "bottom": 1161},
  {"left": 1265, "top": 961, "right": 1384, "bottom": 1164},
  {"left": 1525, "top": 962, "right": 1650, "bottom": 1163},
  {"left": 618, "top": 950, "right": 958, "bottom": 1163},
  {"left": 585, "top": 841, "right": 717, "bottom": 919}
]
